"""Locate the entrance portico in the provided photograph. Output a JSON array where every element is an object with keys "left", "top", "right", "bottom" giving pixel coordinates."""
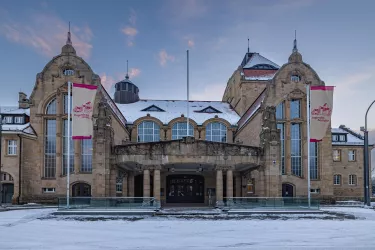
[{"left": 114, "top": 137, "right": 269, "bottom": 207}]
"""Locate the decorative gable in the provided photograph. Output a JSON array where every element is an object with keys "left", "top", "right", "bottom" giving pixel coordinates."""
[
  {"left": 141, "top": 105, "right": 165, "bottom": 112},
  {"left": 195, "top": 106, "right": 222, "bottom": 114}
]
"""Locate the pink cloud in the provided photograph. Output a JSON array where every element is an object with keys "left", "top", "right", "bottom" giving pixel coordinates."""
[
  {"left": 100, "top": 73, "right": 117, "bottom": 92},
  {"left": 129, "top": 68, "right": 141, "bottom": 78},
  {"left": 188, "top": 39, "right": 194, "bottom": 47},
  {"left": 159, "top": 49, "right": 175, "bottom": 67},
  {"left": 122, "top": 26, "right": 138, "bottom": 36},
  {"left": 0, "top": 13, "right": 93, "bottom": 59}
]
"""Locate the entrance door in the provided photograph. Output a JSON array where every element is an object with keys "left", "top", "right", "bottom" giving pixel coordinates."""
[
  {"left": 72, "top": 183, "right": 91, "bottom": 197},
  {"left": 167, "top": 175, "right": 204, "bottom": 203},
  {"left": 282, "top": 183, "right": 294, "bottom": 197},
  {"left": 2, "top": 183, "right": 14, "bottom": 204}
]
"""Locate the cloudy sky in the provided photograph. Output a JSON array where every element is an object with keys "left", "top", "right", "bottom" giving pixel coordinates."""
[{"left": 0, "top": 0, "right": 375, "bottom": 130}]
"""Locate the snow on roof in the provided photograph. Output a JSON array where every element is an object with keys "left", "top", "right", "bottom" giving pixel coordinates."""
[
  {"left": 1, "top": 107, "right": 30, "bottom": 115},
  {"left": 117, "top": 100, "right": 240, "bottom": 125},
  {"left": 243, "top": 53, "right": 280, "bottom": 69},
  {"left": 237, "top": 90, "right": 266, "bottom": 129},
  {"left": 331, "top": 127, "right": 364, "bottom": 146},
  {"left": 1, "top": 123, "right": 36, "bottom": 136}
]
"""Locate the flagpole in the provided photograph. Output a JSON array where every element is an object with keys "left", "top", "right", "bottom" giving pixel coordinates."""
[
  {"left": 67, "top": 81, "right": 71, "bottom": 209},
  {"left": 306, "top": 84, "right": 311, "bottom": 208},
  {"left": 186, "top": 50, "right": 189, "bottom": 137}
]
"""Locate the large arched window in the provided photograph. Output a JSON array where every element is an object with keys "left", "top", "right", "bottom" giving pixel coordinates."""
[
  {"left": 172, "top": 122, "right": 194, "bottom": 140},
  {"left": 205, "top": 122, "right": 227, "bottom": 142},
  {"left": 138, "top": 121, "right": 160, "bottom": 142},
  {"left": 46, "top": 98, "right": 56, "bottom": 115}
]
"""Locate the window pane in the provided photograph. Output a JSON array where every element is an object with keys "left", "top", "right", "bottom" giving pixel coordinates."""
[
  {"left": 44, "top": 120, "right": 56, "bottom": 177},
  {"left": 172, "top": 122, "right": 194, "bottom": 140},
  {"left": 310, "top": 142, "right": 318, "bottom": 180},
  {"left": 64, "top": 95, "right": 73, "bottom": 114},
  {"left": 290, "top": 100, "right": 301, "bottom": 119},
  {"left": 277, "top": 123, "right": 285, "bottom": 174},
  {"left": 205, "top": 122, "right": 227, "bottom": 142},
  {"left": 276, "top": 102, "right": 284, "bottom": 120},
  {"left": 291, "top": 123, "right": 302, "bottom": 177},
  {"left": 138, "top": 121, "right": 160, "bottom": 142},
  {"left": 46, "top": 98, "right": 57, "bottom": 114},
  {"left": 81, "top": 139, "right": 93, "bottom": 172},
  {"left": 62, "top": 119, "right": 74, "bottom": 175}
]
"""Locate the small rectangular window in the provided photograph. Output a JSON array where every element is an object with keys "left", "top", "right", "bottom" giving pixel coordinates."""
[
  {"left": 334, "top": 175, "right": 341, "bottom": 185},
  {"left": 348, "top": 150, "right": 356, "bottom": 162},
  {"left": 349, "top": 175, "right": 357, "bottom": 185},
  {"left": 332, "top": 135, "right": 339, "bottom": 142},
  {"left": 7, "top": 140, "right": 17, "bottom": 155},
  {"left": 3, "top": 116, "right": 13, "bottom": 124},
  {"left": 14, "top": 116, "right": 24, "bottom": 124},
  {"left": 310, "top": 189, "right": 320, "bottom": 194},
  {"left": 333, "top": 149, "right": 341, "bottom": 162},
  {"left": 42, "top": 188, "right": 56, "bottom": 193},
  {"left": 339, "top": 135, "right": 346, "bottom": 142},
  {"left": 276, "top": 102, "right": 284, "bottom": 120}
]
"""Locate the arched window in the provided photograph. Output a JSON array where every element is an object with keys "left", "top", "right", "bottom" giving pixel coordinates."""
[
  {"left": 205, "top": 122, "right": 227, "bottom": 142},
  {"left": 172, "top": 122, "right": 194, "bottom": 140},
  {"left": 46, "top": 98, "right": 56, "bottom": 114},
  {"left": 291, "top": 75, "right": 301, "bottom": 82},
  {"left": 138, "top": 121, "right": 160, "bottom": 142}
]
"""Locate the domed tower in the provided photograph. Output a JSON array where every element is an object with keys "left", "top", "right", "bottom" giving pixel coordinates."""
[{"left": 114, "top": 60, "right": 140, "bottom": 104}]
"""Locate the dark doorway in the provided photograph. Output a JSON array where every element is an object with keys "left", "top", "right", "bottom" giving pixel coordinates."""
[
  {"left": 2, "top": 183, "right": 14, "bottom": 204},
  {"left": 72, "top": 183, "right": 91, "bottom": 197},
  {"left": 166, "top": 175, "right": 204, "bottom": 203},
  {"left": 282, "top": 183, "right": 294, "bottom": 197},
  {"left": 134, "top": 174, "right": 154, "bottom": 197}
]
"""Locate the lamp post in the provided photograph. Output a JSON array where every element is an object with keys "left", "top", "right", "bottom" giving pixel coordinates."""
[{"left": 360, "top": 100, "right": 375, "bottom": 207}]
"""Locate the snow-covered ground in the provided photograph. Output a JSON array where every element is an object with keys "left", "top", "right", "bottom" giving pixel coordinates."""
[{"left": 1, "top": 207, "right": 375, "bottom": 250}]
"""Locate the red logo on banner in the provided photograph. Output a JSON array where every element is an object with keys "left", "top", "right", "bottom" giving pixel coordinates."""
[
  {"left": 311, "top": 103, "right": 331, "bottom": 122},
  {"left": 73, "top": 101, "right": 93, "bottom": 119}
]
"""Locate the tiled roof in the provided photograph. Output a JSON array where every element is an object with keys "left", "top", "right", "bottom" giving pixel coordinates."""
[
  {"left": 331, "top": 127, "right": 364, "bottom": 146},
  {"left": 1, "top": 107, "right": 30, "bottom": 115},
  {"left": 1, "top": 123, "right": 36, "bottom": 136},
  {"left": 242, "top": 69, "right": 278, "bottom": 81},
  {"left": 117, "top": 100, "right": 240, "bottom": 125}
]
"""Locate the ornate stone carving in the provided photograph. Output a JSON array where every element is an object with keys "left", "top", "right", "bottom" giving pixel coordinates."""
[{"left": 260, "top": 106, "right": 280, "bottom": 147}]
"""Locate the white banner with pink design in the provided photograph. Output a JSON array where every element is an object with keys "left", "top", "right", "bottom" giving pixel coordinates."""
[
  {"left": 72, "top": 83, "right": 98, "bottom": 140},
  {"left": 310, "top": 86, "right": 334, "bottom": 142}
]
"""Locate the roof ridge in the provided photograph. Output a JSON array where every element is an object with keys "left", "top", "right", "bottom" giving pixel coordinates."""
[{"left": 339, "top": 125, "right": 364, "bottom": 140}]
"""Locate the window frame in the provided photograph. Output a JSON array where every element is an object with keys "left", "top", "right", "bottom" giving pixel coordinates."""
[
  {"left": 333, "top": 149, "right": 341, "bottom": 162},
  {"left": 291, "top": 75, "right": 301, "bottom": 82},
  {"left": 276, "top": 102, "right": 284, "bottom": 120},
  {"left": 349, "top": 174, "right": 357, "bottom": 186},
  {"left": 348, "top": 150, "right": 356, "bottom": 162},
  {"left": 14, "top": 116, "right": 24, "bottom": 124},
  {"left": 333, "top": 174, "right": 341, "bottom": 185},
  {"left": 137, "top": 120, "right": 161, "bottom": 142},
  {"left": 42, "top": 187, "right": 56, "bottom": 193},
  {"left": 290, "top": 99, "right": 301, "bottom": 119},
  {"left": 277, "top": 123, "right": 285, "bottom": 175},
  {"left": 7, "top": 140, "right": 17, "bottom": 156},
  {"left": 205, "top": 122, "right": 227, "bottom": 143},
  {"left": 171, "top": 122, "right": 194, "bottom": 140},
  {"left": 291, "top": 123, "right": 302, "bottom": 177}
]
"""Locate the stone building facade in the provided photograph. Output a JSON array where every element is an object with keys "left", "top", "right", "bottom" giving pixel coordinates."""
[{"left": 0, "top": 34, "right": 371, "bottom": 205}]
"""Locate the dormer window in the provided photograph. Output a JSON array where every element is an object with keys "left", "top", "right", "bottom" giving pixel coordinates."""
[
  {"left": 291, "top": 75, "right": 301, "bottom": 82},
  {"left": 332, "top": 134, "right": 346, "bottom": 142},
  {"left": 2, "top": 116, "right": 13, "bottom": 124},
  {"left": 196, "top": 106, "right": 222, "bottom": 114},
  {"left": 63, "top": 69, "right": 75, "bottom": 76},
  {"left": 14, "top": 116, "right": 24, "bottom": 124},
  {"left": 141, "top": 105, "right": 165, "bottom": 112}
]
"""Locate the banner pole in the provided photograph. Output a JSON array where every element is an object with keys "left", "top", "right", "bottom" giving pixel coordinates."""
[
  {"left": 187, "top": 50, "right": 189, "bottom": 137},
  {"left": 306, "top": 84, "right": 311, "bottom": 208},
  {"left": 67, "top": 81, "right": 71, "bottom": 209}
]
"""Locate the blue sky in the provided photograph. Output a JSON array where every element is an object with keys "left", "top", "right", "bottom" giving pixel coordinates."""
[{"left": 1, "top": 0, "right": 375, "bottom": 130}]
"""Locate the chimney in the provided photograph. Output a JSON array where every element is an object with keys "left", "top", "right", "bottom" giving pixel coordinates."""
[{"left": 18, "top": 92, "right": 29, "bottom": 109}]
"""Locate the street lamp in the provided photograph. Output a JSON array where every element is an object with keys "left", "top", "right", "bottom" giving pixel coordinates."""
[{"left": 360, "top": 100, "right": 375, "bottom": 207}]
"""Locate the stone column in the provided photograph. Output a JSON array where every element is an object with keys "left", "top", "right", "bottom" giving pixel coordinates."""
[
  {"left": 216, "top": 168, "right": 224, "bottom": 207},
  {"left": 128, "top": 172, "right": 135, "bottom": 197},
  {"left": 122, "top": 173, "right": 128, "bottom": 197},
  {"left": 153, "top": 169, "right": 161, "bottom": 208},
  {"left": 235, "top": 174, "right": 241, "bottom": 197},
  {"left": 143, "top": 169, "right": 150, "bottom": 197},
  {"left": 226, "top": 169, "right": 233, "bottom": 198}
]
